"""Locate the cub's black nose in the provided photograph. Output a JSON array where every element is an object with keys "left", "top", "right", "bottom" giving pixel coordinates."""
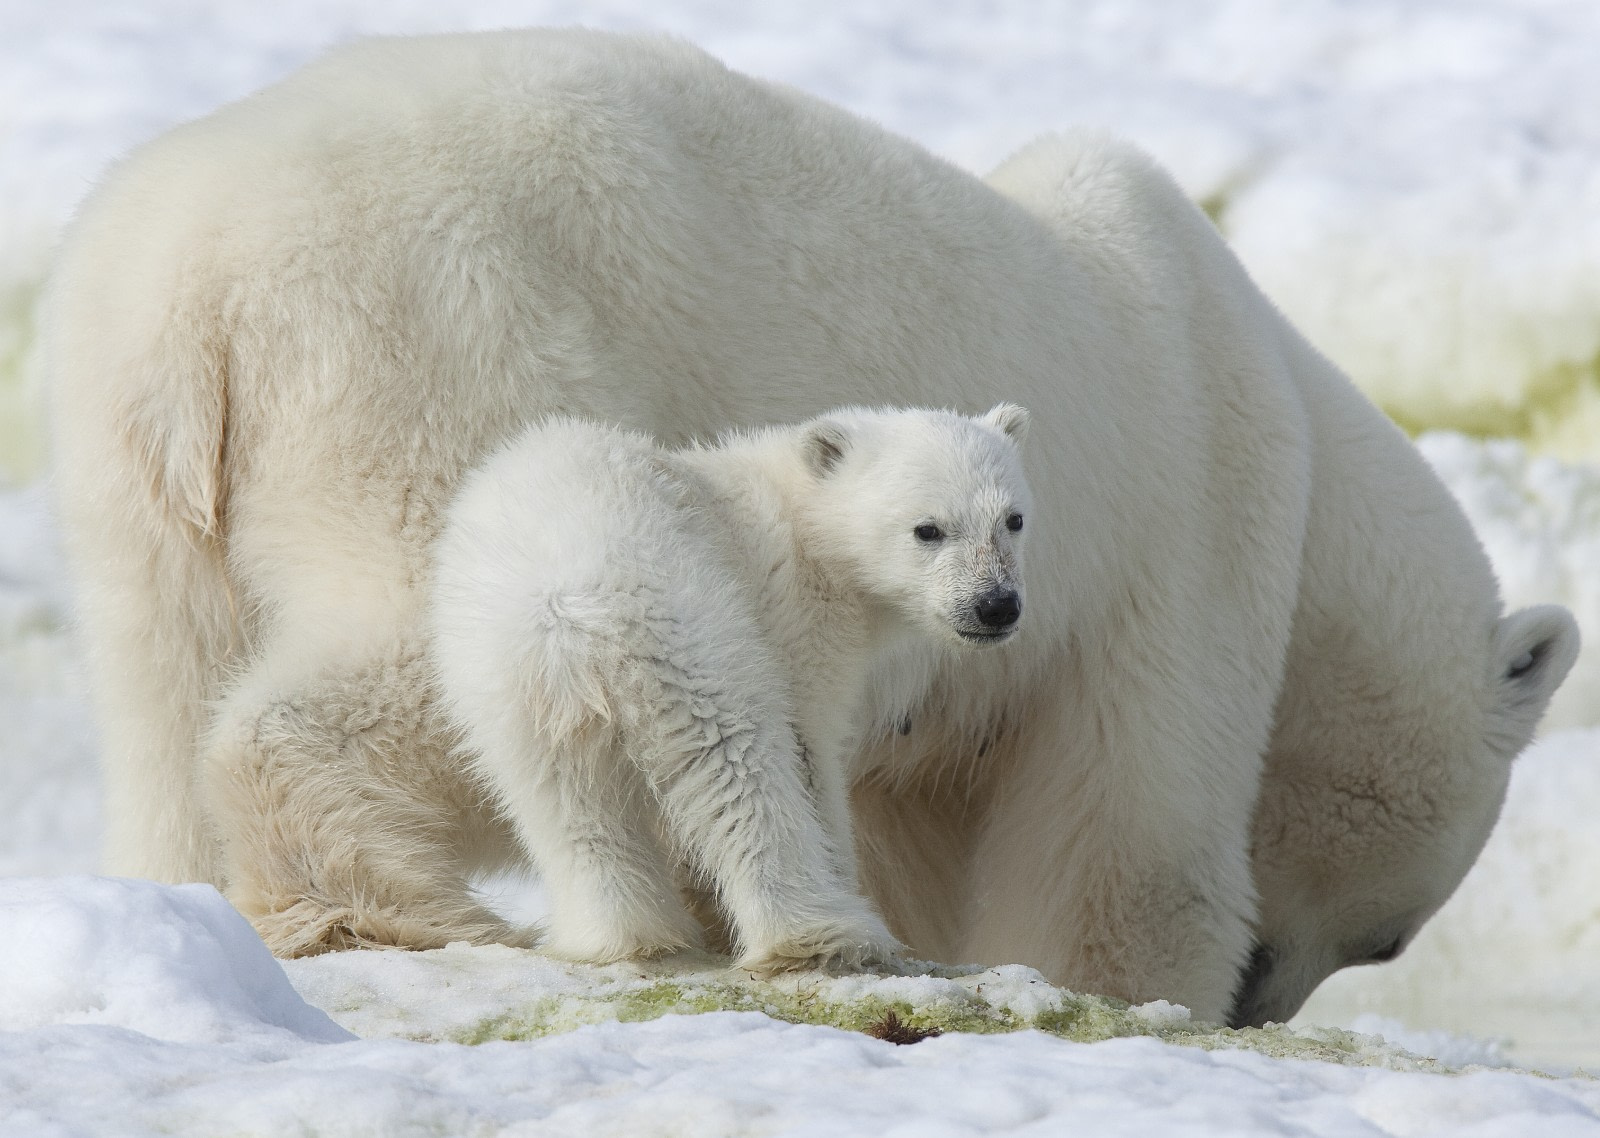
[{"left": 974, "top": 589, "right": 1021, "bottom": 629}]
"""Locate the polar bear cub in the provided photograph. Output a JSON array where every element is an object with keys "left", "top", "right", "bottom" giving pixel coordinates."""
[{"left": 429, "top": 404, "right": 1032, "bottom": 972}]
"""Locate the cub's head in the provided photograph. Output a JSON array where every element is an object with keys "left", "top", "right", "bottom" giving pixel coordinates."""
[{"left": 795, "top": 403, "right": 1032, "bottom": 647}]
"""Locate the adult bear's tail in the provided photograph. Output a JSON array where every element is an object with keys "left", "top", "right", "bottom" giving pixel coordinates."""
[{"left": 44, "top": 182, "right": 240, "bottom": 886}]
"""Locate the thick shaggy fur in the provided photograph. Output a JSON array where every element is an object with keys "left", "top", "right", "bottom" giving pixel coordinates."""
[
  {"left": 429, "top": 407, "right": 1030, "bottom": 972},
  {"left": 45, "top": 30, "right": 1577, "bottom": 1024}
]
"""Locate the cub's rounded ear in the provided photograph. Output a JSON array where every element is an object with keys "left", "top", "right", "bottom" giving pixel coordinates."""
[
  {"left": 802, "top": 420, "right": 849, "bottom": 477},
  {"left": 981, "top": 402, "right": 1030, "bottom": 445}
]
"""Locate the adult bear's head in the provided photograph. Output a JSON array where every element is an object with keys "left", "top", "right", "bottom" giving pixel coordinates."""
[{"left": 1231, "top": 603, "right": 1579, "bottom": 1029}]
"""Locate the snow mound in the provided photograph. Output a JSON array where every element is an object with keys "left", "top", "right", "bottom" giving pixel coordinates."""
[{"left": 0, "top": 876, "right": 353, "bottom": 1045}]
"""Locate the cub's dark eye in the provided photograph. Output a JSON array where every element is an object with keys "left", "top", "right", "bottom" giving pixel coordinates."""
[
  {"left": 913, "top": 523, "right": 944, "bottom": 542},
  {"left": 1006, "top": 513, "right": 1024, "bottom": 533}
]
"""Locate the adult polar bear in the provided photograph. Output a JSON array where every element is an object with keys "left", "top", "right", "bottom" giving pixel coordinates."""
[{"left": 46, "top": 29, "right": 1576, "bottom": 1026}]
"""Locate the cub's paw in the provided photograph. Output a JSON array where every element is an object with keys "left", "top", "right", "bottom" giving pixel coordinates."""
[
  {"left": 538, "top": 906, "right": 704, "bottom": 965},
  {"left": 737, "top": 914, "right": 905, "bottom": 976}
]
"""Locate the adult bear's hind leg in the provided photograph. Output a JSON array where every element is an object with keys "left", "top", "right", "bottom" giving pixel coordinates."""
[{"left": 203, "top": 635, "right": 527, "bottom": 957}]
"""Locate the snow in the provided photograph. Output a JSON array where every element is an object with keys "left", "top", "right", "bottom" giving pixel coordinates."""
[
  {"left": 1417, "top": 433, "right": 1600, "bottom": 730},
  {"left": 0, "top": 876, "right": 350, "bottom": 1045},
  {"left": 7, "top": 1, "right": 1600, "bottom": 1133},
  {"left": 11, "top": 877, "right": 1600, "bottom": 1137},
  {"left": 0, "top": 485, "right": 98, "bottom": 878}
]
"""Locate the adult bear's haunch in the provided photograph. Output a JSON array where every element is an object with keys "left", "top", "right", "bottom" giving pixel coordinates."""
[{"left": 44, "top": 28, "right": 1577, "bottom": 1026}]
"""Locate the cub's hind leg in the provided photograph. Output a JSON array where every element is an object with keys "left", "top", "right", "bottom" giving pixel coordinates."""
[
  {"left": 466, "top": 701, "right": 705, "bottom": 964},
  {"left": 618, "top": 592, "right": 903, "bottom": 974},
  {"left": 431, "top": 577, "right": 706, "bottom": 963}
]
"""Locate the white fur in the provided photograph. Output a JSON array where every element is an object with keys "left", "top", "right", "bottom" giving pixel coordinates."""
[
  {"left": 43, "top": 29, "right": 1577, "bottom": 1023},
  {"left": 428, "top": 407, "right": 1029, "bottom": 971}
]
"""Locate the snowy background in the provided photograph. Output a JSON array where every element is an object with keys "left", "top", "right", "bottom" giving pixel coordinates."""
[{"left": 6, "top": 1, "right": 1600, "bottom": 1133}]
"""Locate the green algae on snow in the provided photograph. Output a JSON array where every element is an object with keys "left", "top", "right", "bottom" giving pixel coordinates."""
[
  {"left": 448, "top": 976, "right": 1022, "bottom": 1046},
  {"left": 394, "top": 951, "right": 1450, "bottom": 1071}
]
